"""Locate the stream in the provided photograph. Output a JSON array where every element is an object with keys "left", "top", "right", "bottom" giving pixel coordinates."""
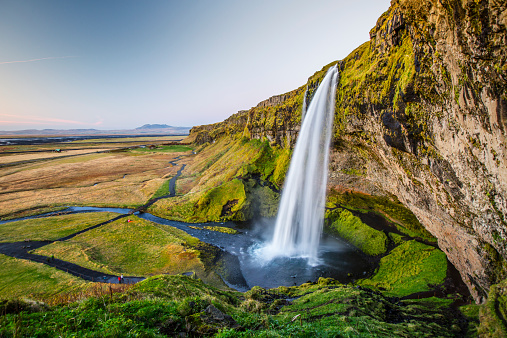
[
  {"left": 0, "top": 206, "right": 372, "bottom": 291},
  {"left": 0, "top": 154, "right": 372, "bottom": 291}
]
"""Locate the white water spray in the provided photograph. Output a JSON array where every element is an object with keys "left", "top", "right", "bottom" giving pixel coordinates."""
[{"left": 263, "top": 65, "right": 339, "bottom": 265}]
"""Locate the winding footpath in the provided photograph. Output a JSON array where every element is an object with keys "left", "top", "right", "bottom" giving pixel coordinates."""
[{"left": 0, "top": 156, "right": 187, "bottom": 284}]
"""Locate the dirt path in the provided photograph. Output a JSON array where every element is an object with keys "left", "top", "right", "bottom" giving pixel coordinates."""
[{"left": 0, "top": 155, "right": 188, "bottom": 284}]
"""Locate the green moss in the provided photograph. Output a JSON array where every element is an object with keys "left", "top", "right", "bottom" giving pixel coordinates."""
[
  {"left": 0, "top": 273, "right": 471, "bottom": 337},
  {"left": 194, "top": 179, "right": 247, "bottom": 222},
  {"left": 388, "top": 232, "right": 405, "bottom": 245},
  {"left": 243, "top": 180, "right": 280, "bottom": 218},
  {"left": 359, "top": 240, "right": 447, "bottom": 297},
  {"left": 479, "top": 278, "right": 507, "bottom": 337},
  {"left": 327, "top": 208, "right": 388, "bottom": 256},
  {"left": 271, "top": 148, "right": 291, "bottom": 187},
  {"left": 460, "top": 303, "right": 481, "bottom": 337},
  {"left": 327, "top": 190, "right": 435, "bottom": 241}
]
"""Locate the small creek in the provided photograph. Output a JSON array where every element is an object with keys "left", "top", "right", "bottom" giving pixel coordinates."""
[{"left": 0, "top": 206, "right": 372, "bottom": 291}]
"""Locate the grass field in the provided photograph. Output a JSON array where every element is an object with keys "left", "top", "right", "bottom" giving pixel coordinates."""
[
  {"left": 32, "top": 215, "right": 206, "bottom": 277},
  {"left": 70, "top": 135, "right": 185, "bottom": 143},
  {"left": 0, "top": 148, "right": 111, "bottom": 165},
  {"left": 0, "top": 253, "right": 85, "bottom": 299},
  {"left": 358, "top": 240, "right": 447, "bottom": 296},
  {"left": 0, "top": 212, "right": 118, "bottom": 243},
  {"left": 130, "top": 145, "right": 193, "bottom": 153},
  {"left": 0, "top": 145, "right": 192, "bottom": 218}
]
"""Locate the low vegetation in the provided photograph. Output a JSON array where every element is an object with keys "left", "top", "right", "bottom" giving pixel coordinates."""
[
  {"left": 148, "top": 138, "right": 284, "bottom": 222},
  {"left": 0, "top": 254, "right": 85, "bottom": 300},
  {"left": 130, "top": 145, "right": 193, "bottom": 153},
  {"left": 0, "top": 150, "right": 189, "bottom": 219},
  {"left": 0, "top": 212, "right": 117, "bottom": 243},
  {"left": 0, "top": 275, "right": 475, "bottom": 337}
]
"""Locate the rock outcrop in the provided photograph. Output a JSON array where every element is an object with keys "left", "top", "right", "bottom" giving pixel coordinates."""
[{"left": 187, "top": 0, "right": 507, "bottom": 303}]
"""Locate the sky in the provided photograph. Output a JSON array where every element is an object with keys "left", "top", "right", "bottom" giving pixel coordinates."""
[{"left": 0, "top": 0, "right": 391, "bottom": 131}]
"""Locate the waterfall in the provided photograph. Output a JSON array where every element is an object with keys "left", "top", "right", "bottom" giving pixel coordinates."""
[{"left": 263, "top": 65, "right": 338, "bottom": 265}]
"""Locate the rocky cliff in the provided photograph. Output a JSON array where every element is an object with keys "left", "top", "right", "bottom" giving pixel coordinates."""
[{"left": 187, "top": 0, "right": 507, "bottom": 303}]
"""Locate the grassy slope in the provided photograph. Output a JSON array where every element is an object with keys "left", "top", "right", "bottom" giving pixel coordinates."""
[
  {"left": 148, "top": 137, "right": 286, "bottom": 222},
  {"left": 326, "top": 207, "right": 388, "bottom": 256},
  {"left": 0, "top": 275, "right": 472, "bottom": 337}
]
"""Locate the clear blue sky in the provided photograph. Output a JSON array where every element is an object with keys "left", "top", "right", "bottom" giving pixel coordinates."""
[{"left": 0, "top": 0, "right": 390, "bottom": 131}]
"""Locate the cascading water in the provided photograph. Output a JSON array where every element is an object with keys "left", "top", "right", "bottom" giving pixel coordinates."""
[{"left": 263, "top": 65, "right": 339, "bottom": 265}]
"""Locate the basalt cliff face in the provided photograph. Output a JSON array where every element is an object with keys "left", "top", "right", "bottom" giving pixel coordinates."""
[{"left": 188, "top": 0, "right": 507, "bottom": 303}]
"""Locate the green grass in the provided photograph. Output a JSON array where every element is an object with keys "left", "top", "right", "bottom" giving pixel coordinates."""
[
  {"left": 0, "top": 212, "right": 118, "bottom": 242},
  {"left": 130, "top": 145, "right": 193, "bottom": 153},
  {"left": 326, "top": 208, "right": 387, "bottom": 256},
  {"left": 151, "top": 178, "right": 172, "bottom": 199},
  {"left": 0, "top": 253, "right": 85, "bottom": 299},
  {"left": 32, "top": 215, "right": 205, "bottom": 276},
  {"left": 0, "top": 275, "right": 472, "bottom": 337},
  {"left": 194, "top": 179, "right": 248, "bottom": 222},
  {"left": 148, "top": 138, "right": 286, "bottom": 222},
  {"left": 188, "top": 225, "right": 238, "bottom": 234},
  {"left": 359, "top": 240, "right": 447, "bottom": 297}
]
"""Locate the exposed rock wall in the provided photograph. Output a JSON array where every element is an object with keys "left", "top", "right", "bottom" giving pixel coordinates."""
[
  {"left": 187, "top": 0, "right": 507, "bottom": 302},
  {"left": 326, "top": 0, "right": 507, "bottom": 302}
]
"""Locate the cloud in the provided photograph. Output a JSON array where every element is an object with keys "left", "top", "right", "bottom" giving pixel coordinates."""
[
  {"left": 0, "top": 114, "right": 101, "bottom": 126},
  {"left": 0, "top": 56, "right": 77, "bottom": 65}
]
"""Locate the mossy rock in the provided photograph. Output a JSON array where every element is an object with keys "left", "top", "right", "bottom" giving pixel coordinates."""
[
  {"left": 326, "top": 208, "right": 388, "bottom": 256},
  {"left": 359, "top": 240, "right": 447, "bottom": 297},
  {"left": 195, "top": 179, "right": 248, "bottom": 222},
  {"left": 327, "top": 190, "right": 435, "bottom": 241},
  {"left": 479, "top": 278, "right": 507, "bottom": 337}
]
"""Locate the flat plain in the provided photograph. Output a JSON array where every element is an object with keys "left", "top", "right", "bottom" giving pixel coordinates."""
[{"left": 0, "top": 136, "right": 193, "bottom": 219}]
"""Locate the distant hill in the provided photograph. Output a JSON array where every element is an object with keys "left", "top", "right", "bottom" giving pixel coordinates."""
[
  {"left": 0, "top": 125, "right": 191, "bottom": 136},
  {"left": 136, "top": 124, "right": 177, "bottom": 130}
]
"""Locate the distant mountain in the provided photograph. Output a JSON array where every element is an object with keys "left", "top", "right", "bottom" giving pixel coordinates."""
[
  {"left": 136, "top": 124, "right": 175, "bottom": 129},
  {"left": 0, "top": 125, "right": 191, "bottom": 136}
]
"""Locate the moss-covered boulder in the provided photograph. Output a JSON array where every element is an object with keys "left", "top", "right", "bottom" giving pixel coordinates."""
[
  {"left": 359, "top": 240, "right": 447, "bottom": 297},
  {"left": 327, "top": 208, "right": 388, "bottom": 256}
]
